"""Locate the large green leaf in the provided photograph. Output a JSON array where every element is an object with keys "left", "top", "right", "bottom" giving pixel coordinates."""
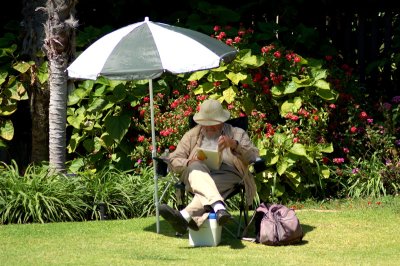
[
  {"left": 226, "top": 72, "right": 247, "bottom": 85},
  {"left": 194, "top": 82, "right": 214, "bottom": 94},
  {"left": 188, "top": 70, "right": 209, "bottom": 81},
  {"left": 264, "top": 151, "right": 279, "bottom": 166},
  {"left": 271, "top": 85, "right": 284, "bottom": 97},
  {"left": 221, "top": 86, "right": 238, "bottom": 103},
  {"left": 207, "top": 71, "right": 227, "bottom": 81},
  {"left": 0, "top": 104, "right": 17, "bottom": 116},
  {"left": 68, "top": 88, "right": 87, "bottom": 106},
  {"left": 319, "top": 164, "right": 330, "bottom": 179},
  {"left": 0, "top": 71, "right": 7, "bottom": 85},
  {"left": 13, "top": 61, "right": 32, "bottom": 74},
  {"left": 315, "top": 82, "right": 338, "bottom": 101},
  {"left": 277, "top": 158, "right": 288, "bottom": 176},
  {"left": 67, "top": 108, "right": 86, "bottom": 129},
  {"left": 280, "top": 97, "right": 302, "bottom": 116},
  {"left": 37, "top": 61, "right": 49, "bottom": 84},
  {"left": 319, "top": 143, "right": 334, "bottom": 153},
  {"left": 107, "top": 84, "right": 127, "bottom": 103},
  {"left": 87, "top": 98, "right": 110, "bottom": 113},
  {"left": 105, "top": 113, "right": 131, "bottom": 143},
  {"left": 0, "top": 119, "right": 14, "bottom": 140},
  {"left": 68, "top": 158, "right": 85, "bottom": 173},
  {"left": 286, "top": 171, "right": 301, "bottom": 187},
  {"left": 310, "top": 68, "right": 327, "bottom": 80},
  {"left": 288, "top": 143, "right": 307, "bottom": 156}
]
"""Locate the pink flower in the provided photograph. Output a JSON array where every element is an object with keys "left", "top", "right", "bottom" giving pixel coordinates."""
[
  {"left": 217, "top": 32, "right": 226, "bottom": 40},
  {"left": 383, "top": 102, "right": 392, "bottom": 110},
  {"left": 138, "top": 135, "right": 145, "bottom": 142},
  {"left": 333, "top": 158, "right": 345, "bottom": 164},
  {"left": 350, "top": 126, "right": 357, "bottom": 133},
  {"left": 392, "top": 96, "right": 400, "bottom": 103},
  {"left": 343, "top": 147, "right": 349, "bottom": 153},
  {"left": 234, "top": 36, "right": 241, "bottom": 43},
  {"left": 237, "top": 30, "right": 246, "bottom": 36},
  {"left": 225, "top": 39, "right": 233, "bottom": 46}
]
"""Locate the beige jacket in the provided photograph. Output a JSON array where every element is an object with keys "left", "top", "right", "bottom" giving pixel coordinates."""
[{"left": 169, "top": 123, "right": 259, "bottom": 204}]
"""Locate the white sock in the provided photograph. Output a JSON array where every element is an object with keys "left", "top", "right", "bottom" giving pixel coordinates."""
[
  {"left": 211, "top": 201, "right": 226, "bottom": 213},
  {"left": 180, "top": 209, "right": 191, "bottom": 222}
]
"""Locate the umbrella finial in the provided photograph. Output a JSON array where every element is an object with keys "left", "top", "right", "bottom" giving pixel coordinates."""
[{"left": 145, "top": 17, "right": 149, "bottom": 22}]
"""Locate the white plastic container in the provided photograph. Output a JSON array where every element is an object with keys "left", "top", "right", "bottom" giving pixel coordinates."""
[{"left": 189, "top": 212, "right": 222, "bottom": 247}]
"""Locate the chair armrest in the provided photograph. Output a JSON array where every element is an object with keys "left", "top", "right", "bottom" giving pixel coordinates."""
[
  {"left": 253, "top": 158, "right": 267, "bottom": 173},
  {"left": 153, "top": 157, "right": 169, "bottom": 177}
]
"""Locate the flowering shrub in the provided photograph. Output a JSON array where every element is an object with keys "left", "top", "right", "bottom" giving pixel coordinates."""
[
  {"left": 320, "top": 54, "right": 400, "bottom": 197},
  {"left": 65, "top": 23, "right": 399, "bottom": 202}
]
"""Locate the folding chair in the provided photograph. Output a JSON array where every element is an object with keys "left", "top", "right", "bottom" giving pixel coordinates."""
[{"left": 155, "top": 116, "right": 266, "bottom": 238}]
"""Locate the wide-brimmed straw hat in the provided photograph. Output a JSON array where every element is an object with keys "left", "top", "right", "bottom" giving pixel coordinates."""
[{"left": 193, "top": 99, "right": 230, "bottom": 126}]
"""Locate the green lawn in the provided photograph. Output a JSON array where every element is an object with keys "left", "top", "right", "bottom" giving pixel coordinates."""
[{"left": 1, "top": 197, "right": 400, "bottom": 265}]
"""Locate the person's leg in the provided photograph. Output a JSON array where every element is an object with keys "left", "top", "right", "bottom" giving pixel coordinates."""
[{"left": 182, "top": 162, "right": 241, "bottom": 226}]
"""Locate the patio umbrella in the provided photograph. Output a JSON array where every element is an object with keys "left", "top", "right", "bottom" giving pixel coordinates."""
[{"left": 67, "top": 17, "right": 238, "bottom": 233}]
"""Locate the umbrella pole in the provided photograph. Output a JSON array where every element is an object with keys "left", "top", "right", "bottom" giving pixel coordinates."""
[{"left": 149, "top": 79, "right": 160, "bottom": 233}]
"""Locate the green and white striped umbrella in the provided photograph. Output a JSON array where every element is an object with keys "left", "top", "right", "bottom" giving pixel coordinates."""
[
  {"left": 67, "top": 17, "right": 237, "bottom": 80},
  {"left": 67, "top": 17, "right": 237, "bottom": 235}
]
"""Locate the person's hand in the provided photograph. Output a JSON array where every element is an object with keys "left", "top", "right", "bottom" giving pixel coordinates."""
[
  {"left": 197, "top": 150, "right": 207, "bottom": 160},
  {"left": 218, "top": 135, "right": 238, "bottom": 151}
]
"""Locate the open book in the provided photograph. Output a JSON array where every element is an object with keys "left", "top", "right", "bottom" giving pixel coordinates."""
[{"left": 197, "top": 147, "right": 222, "bottom": 170}]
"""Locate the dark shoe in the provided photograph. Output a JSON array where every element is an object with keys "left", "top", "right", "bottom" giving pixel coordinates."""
[
  {"left": 159, "top": 204, "right": 199, "bottom": 234},
  {"left": 188, "top": 219, "right": 200, "bottom": 231},
  {"left": 216, "top": 209, "right": 231, "bottom": 226}
]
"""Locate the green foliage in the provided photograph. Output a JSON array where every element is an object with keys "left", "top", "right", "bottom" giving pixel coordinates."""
[
  {"left": 0, "top": 161, "right": 88, "bottom": 224},
  {"left": 78, "top": 167, "right": 142, "bottom": 220},
  {"left": 0, "top": 161, "right": 176, "bottom": 224}
]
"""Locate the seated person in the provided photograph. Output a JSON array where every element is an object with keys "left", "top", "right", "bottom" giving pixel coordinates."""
[{"left": 159, "top": 99, "right": 259, "bottom": 234}]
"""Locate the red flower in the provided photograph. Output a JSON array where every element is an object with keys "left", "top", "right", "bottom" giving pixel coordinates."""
[
  {"left": 138, "top": 135, "right": 145, "bottom": 142},
  {"left": 213, "top": 25, "right": 221, "bottom": 32},
  {"left": 359, "top": 111, "right": 368, "bottom": 120},
  {"left": 273, "top": 51, "right": 281, "bottom": 58},
  {"left": 350, "top": 126, "right": 357, "bottom": 133},
  {"left": 169, "top": 145, "right": 176, "bottom": 151}
]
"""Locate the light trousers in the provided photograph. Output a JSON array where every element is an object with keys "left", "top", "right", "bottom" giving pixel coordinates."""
[{"left": 180, "top": 161, "right": 242, "bottom": 226}]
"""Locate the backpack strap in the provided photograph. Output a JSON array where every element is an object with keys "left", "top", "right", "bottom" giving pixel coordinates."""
[{"left": 241, "top": 202, "right": 269, "bottom": 241}]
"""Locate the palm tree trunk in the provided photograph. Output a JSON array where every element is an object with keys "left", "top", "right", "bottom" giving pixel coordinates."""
[{"left": 43, "top": 0, "right": 77, "bottom": 172}]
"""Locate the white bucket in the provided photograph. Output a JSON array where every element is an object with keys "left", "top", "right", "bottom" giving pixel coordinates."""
[{"left": 189, "top": 212, "right": 222, "bottom": 247}]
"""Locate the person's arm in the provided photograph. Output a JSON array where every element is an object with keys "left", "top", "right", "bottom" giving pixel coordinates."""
[
  {"left": 169, "top": 128, "right": 199, "bottom": 174},
  {"left": 231, "top": 128, "right": 259, "bottom": 164}
]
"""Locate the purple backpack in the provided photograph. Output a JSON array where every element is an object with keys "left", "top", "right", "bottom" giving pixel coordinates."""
[{"left": 247, "top": 203, "right": 304, "bottom": 246}]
